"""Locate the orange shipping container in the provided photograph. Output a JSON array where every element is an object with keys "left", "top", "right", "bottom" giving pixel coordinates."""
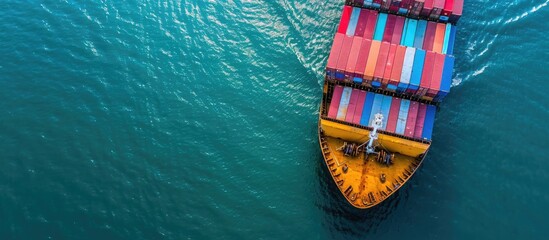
[
  {"left": 364, "top": 40, "right": 381, "bottom": 83},
  {"left": 433, "top": 23, "right": 446, "bottom": 53}
]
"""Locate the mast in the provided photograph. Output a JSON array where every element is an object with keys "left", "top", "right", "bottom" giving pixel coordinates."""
[{"left": 366, "top": 113, "right": 383, "bottom": 154}]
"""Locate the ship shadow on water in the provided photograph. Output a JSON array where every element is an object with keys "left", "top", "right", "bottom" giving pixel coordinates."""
[{"left": 314, "top": 154, "right": 413, "bottom": 238}]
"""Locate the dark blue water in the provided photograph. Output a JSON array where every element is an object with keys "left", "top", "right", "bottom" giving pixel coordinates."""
[{"left": 1, "top": 0, "right": 548, "bottom": 239}]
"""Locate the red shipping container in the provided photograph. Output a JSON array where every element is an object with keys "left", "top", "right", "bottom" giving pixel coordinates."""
[
  {"left": 405, "top": 100, "right": 419, "bottom": 137},
  {"left": 422, "top": 21, "right": 437, "bottom": 51},
  {"left": 345, "top": 89, "right": 360, "bottom": 122},
  {"left": 382, "top": 14, "right": 397, "bottom": 43},
  {"left": 419, "top": 51, "right": 435, "bottom": 96},
  {"left": 337, "top": 6, "right": 353, "bottom": 34},
  {"left": 363, "top": 10, "right": 378, "bottom": 39},
  {"left": 345, "top": 37, "right": 363, "bottom": 80},
  {"left": 354, "top": 9, "right": 370, "bottom": 37},
  {"left": 389, "top": 46, "right": 407, "bottom": 86},
  {"left": 442, "top": 0, "right": 454, "bottom": 18},
  {"left": 326, "top": 33, "right": 345, "bottom": 79},
  {"left": 427, "top": 53, "right": 445, "bottom": 97},
  {"left": 374, "top": 42, "right": 391, "bottom": 82},
  {"left": 413, "top": 103, "right": 427, "bottom": 139},
  {"left": 328, "top": 85, "right": 344, "bottom": 118},
  {"left": 352, "top": 90, "right": 368, "bottom": 124},
  {"left": 432, "top": 23, "right": 446, "bottom": 53},
  {"left": 335, "top": 35, "right": 354, "bottom": 80},
  {"left": 421, "top": 0, "right": 434, "bottom": 18},
  {"left": 391, "top": 16, "right": 406, "bottom": 45},
  {"left": 353, "top": 39, "right": 373, "bottom": 80},
  {"left": 386, "top": 97, "right": 402, "bottom": 133},
  {"left": 383, "top": 44, "right": 398, "bottom": 82}
]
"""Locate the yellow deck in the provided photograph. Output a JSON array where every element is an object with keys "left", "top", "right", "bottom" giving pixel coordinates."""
[{"left": 318, "top": 119, "right": 430, "bottom": 209}]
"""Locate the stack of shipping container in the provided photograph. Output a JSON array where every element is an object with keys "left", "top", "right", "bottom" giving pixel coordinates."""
[
  {"left": 324, "top": 0, "right": 461, "bottom": 141},
  {"left": 327, "top": 86, "right": 436, "bottom": 141},
  {"left": 344, "top": 0, "right": 463, "bottom": 24},
  {"left": 326, "top": 5, "right": 457, "bottom": 102}
]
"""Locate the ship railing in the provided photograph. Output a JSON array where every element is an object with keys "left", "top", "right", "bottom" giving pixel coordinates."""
[
  {"left": 319, "top": 115, "right": 432, "bottom": 144},
  {"left": 324, "top": 77, "right": 440, "bottom": 107}
]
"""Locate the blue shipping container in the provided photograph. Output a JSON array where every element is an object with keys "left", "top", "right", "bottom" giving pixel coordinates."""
[
  {"left": 407, "top": 49, "right": 426, "bottom": 92},
  {"left": 414, "top": 20, "right": 428, "bottom": 49},
  {"left": 373, "top": 13, "right": 388, "bottom": 41},
  {"left": 403, "top": 19, "right": 418, "bottom": 47},
  {"left": 336, "top": 87, "right": 353, "bottom": 121},
  {"left": 435, "top": 55, "right": 455, "bottom": 101},
  {"left": 395, "top": 99, "right": 410, "bottom": 135},
  {"left": 422, "top": 105, "right": 436, "bottom": 140},
  {"left": 346, "top": 8, "right": 361, "bottom": 36},
  {"left": 360, "top": 92, "right": 375, "bottom": 126},
  {"left": 368, "top": 94, "right": 384, "bottom": 126},
  {"left": 447, "top": 25, "right": 457, "bottom": 55},
  {"left": 380, "top": 95, "right": 392, "bottom": 130}
]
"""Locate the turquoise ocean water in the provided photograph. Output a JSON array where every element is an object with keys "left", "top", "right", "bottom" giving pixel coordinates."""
[{"left": 1, "top": 0, "right": 548, "bottom": 239}]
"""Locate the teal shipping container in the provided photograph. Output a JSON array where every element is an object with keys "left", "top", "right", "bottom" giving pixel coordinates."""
[
  {"left": 373, "top": 13, "right": 388, "bottom": 41},
  {"left": 403, "top": 19, "right": 418, "bottom": 47},
  {"left": 395, "top": 99, "right": 410, "bottom": 135},
  {"left": 414, "top": 20, "right": 428, "bottom": 49}
]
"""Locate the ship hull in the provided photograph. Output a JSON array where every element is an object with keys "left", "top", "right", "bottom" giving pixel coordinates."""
[{"left": 318, "top": 119, "right": 429, "bottom": 209}]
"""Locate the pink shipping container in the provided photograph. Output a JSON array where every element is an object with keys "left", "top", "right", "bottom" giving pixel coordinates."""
[
  {"left": 363, "top": 10, "right": 378, "bottom": 39},
  {"left": 389, "top": 46, "right": 406, "bottom": 87},
  {"left": 352, "top": 90, "right": 368, "bottom": 124},
  {"left": 354, "top": 9, "right": 370, "bottom": 37},
  {"left": 328, "top": 85, "right": 344, "bottom": 118},
  {"left": 326, "top": 33, "right": 345, "bottom": 79},
  {"left": 430, "top": 0, "right": 445, "bottom": 19},
  {"left": 345, "top": 36, "right": 363, "bottom": 80},
  {"left": 418, "top": 51, "right": 435, "bottom": 96},
  {"left": 383, "top": 44, "right": 398, "bottom": 83},
  {"left": 383, "top": 14, "right": 397, "bottom": 42},
  {"left": 404, "top": 100, "right": 419, "bottom": 137},
  {"left": 345, "top": 89, "right": 360, "bottom": 122},
  {"left": 335, "top": 35, "right": 354, "bottom": 80},
  {"left": 449, "top": 0, "right": 463, "bottom": 24},
  {"left": 373, "top": 42, "right": 391, "bottom": 86},
  {"left": 421, "top": 0, "right": 434, "bottom": 18},
  {"left": 386, "top": 97, "right": 402, "bottom": 133},
  {"left": 422, "top": 21, "right": 437, "bottom": 51},
  {"left": 391, "top": 16, "right": 406, "bottom": 45},
  {"left": 413, "top": 103, "right": 428, "bottom": 139},
  {"left": 427, "top": 53, "right": 446, "bottom": 97},
  {"left": 353, "top": 39, "right": 373, "bottom": 82}
]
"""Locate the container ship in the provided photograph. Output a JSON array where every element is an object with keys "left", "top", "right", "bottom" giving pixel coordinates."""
[{"left": 318, "top": 0, "right": 463, "bottom": 209}]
